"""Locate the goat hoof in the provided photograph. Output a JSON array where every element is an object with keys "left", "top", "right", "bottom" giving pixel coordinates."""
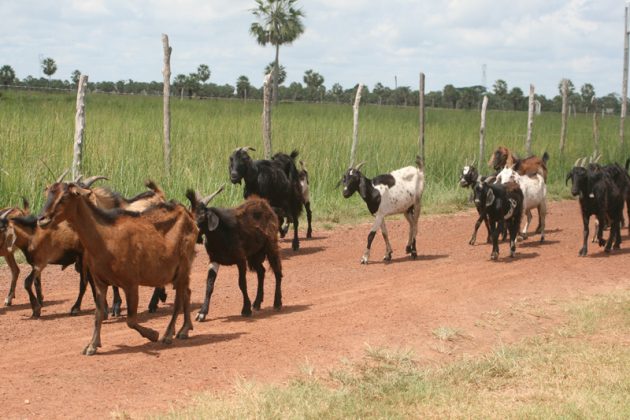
[
  {"left": 161, "top": 336, "right": 173, "bottom": 345},
  {"left": 274, "top": 301, "right": 282, "bottom": 310},
  {"left": 578, "top": 249, "right": 587, "bottom": 257},
  {"left": 410, "top": 251, "right": 417, "bottom": 260},
  {"left": 241, "top": 308, "right": 252, "bottom": 317},
  {"left": 604, "top": 247, "right": 611, "bottom": 253},
  {"left": 540, "top": 237, "right": 545, "bottom": 243},
  {"left": 159, "top": 289, "right": 167, "bottom": 302},
  {"left": 253, "top": 301, "right": 262, "bottom": 311},
  {"left": 383, "top": 253, "right": 392, "bottom": 262},
  {"left": 598, "top": 239, "right": 606, "bottom": 247},
  {"left": 196, "top": 313, "right": 207, "bottom": 322},
  {"left": 82, "top": 344, "right": 97, "bottom": 356},
  {"left": 360, "top": 258, "right": 369, "bottom": 265},
  {"left": 148, "top": 305, "right": 157, "bottom": 313},
  {"left": 468, "top": 239, "right": 476, "bottom": 246},
  {"left": 307, "top": 230, "right": 313, "bottom": 238},
  {"left": 147, "top": 330, "right": 159, "bottom": 342},
  {"left": 4, "top": 297, "right": 12, "bottom": 306},
  {"left": 176, "top": 331, "right": 189, "bottom": 340},
  {"left": 490, "top": 252, "right": 499, "bottom": 261},
  {"left": 69, "top": 306, "right": 80, "bottom": 316}
]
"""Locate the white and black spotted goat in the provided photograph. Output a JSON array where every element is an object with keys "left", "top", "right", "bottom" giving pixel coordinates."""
[{"left": 340, "top": 157, "right": 425, "bottom": 264}]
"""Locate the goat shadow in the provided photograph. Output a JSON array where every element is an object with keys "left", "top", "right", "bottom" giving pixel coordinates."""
[
  {"left": 37, "top": 300, "right": 202, "bottom": 322},
  {"left": 494, "top": 251, "right": 539, "bottom": 263},
  {"left": 97, "top": 332, "right": 246, "bottom": 357},
  {"left": 0, "top": 299, "right": 67, "bottom": 315},
  {"left": 214, "top": 303, "right": 311, "bottom": 324},
  {"left": 587, "top": 247, "right": 630, "bottom": 258},
  {"left": 369, "top": 254, "right": 449, "bottom": 266},
  {"left": 281, "top": 245, "right": 326, "bottom": 259},
  {"left": 518, "top": 239, "right": 560, "bottom": 248}
]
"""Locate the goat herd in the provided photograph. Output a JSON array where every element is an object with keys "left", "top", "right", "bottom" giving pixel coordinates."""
[{"left": 0, "top": 146, "right": 628, "bottom": 355}]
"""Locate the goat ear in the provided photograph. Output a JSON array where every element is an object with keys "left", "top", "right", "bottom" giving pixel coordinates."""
[
  {"left": 485, "top": 189, "right": 495, "bottom": 207},
  {"left": 565, "top": 171, "right": 572, "bottom": 185},
  {"left": 206, "top": 211, "right": 220, "bottom": 232},
  {"left": 5, "top": 225, "right": 16, "bottom": 253}
]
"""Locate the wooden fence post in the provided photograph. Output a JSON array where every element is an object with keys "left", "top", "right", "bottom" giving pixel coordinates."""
[
  {"left": 162, "top": 34, "right": 172, "bottom": 175},
  {"left": 526, "top": 84, "right": 535, "bottom": 155},
  {"left": 263, "top": 73, "right": 273, "bottom": 159},
  {"left": 479, "top": 95, "right": 488, "bottom": 164},
  {"left": 621, "top": 5, "right": 629, "bottom": 146},
  {"left": 418, "top": 73, "right": 425, "bottom": 162},
  {"left": 72, "top": 74, "right": 88, "bottom": 180},
  {"left": 350, "top": 83, "right": 363, "bottom": 167},
  {"left": 592, "top": 97, "right": 600, "bottom": 155},
  {"left": 559, "top": 79, "right": 569, "bottom": 153}
]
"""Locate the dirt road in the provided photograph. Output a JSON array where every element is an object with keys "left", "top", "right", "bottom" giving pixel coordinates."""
[{"left": 0, "top": 200, "right": 628, "bottom": 418}]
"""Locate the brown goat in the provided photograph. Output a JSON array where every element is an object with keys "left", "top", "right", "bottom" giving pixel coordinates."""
[
  {"left": 0, "top": 203, "right": 29, "bottom": 306},
  {"left": 38, "top": 182, "right": 198, "bottom": 355},
  {"left": 488, "top": 146, "right": 549, "bottom": 181},
  {"left": 186, "top": 189, "right": 283, "bottom": 320}
]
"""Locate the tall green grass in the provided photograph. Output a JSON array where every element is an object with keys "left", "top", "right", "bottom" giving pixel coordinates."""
[{"left": 1, "top": 90, "right": 628, "bottom": 222}]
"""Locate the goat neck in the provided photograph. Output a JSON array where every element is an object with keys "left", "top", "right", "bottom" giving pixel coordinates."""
[{"left": 358, "top": 175, "right": 381, "bottom": 215}]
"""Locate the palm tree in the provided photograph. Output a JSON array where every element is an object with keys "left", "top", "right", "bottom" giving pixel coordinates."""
[
  {"left": 250, "top": 0, "right": 305, "bottom": 105},
  {"left": 41, "top": 57, "right": 57, "bottom": 83},
  {"left": 0, "top": 65, "right": 16, "bottom": 88}
]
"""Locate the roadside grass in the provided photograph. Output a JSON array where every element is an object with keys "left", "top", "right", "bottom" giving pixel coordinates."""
[
  {"left": 2, "top": 90, "right": 629, "bottom": 226},
  {"left": 156, "top": 292, "right": 630, "bottom": 419}
]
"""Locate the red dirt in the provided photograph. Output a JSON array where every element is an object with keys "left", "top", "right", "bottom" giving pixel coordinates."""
[{"left": 0, "top": 200, "right": 628, "bottom": 418}]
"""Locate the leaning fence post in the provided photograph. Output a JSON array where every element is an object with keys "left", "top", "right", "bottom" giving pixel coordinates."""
[
  {"left": 526, "top": 84, "right": 535, "bottom": 155},
  {"left": 592, "top": 97, "right": 600, "bottom": 155},
  {"left": 479, "top": 95, "right": 488, "bottom": 164},
  {"left": 72, "top": 74, "right": 88, "bottom": 180},
  {"left": 262, "top": 73, "right": 273, "bottom": 159},
  {"left": 418, "top": 73, "right": 425, "bottom": 162},
  {"left": 559, "top": 79, "right": 569, "bottom": 153},
  {"left": 162, "top": 34, "right": 172, "bottom": 175},
  {"left": 349, "top": 84, "right": 363, "bottom": 167}
]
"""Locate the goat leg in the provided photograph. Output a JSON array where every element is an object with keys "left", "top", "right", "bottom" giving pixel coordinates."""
[
  {"left": 3, "top": 253, "right": 19, "bottom": 306},
  {"left": 252, "top": 262, "right": 266, "bottom": 310},
  {"left": 381, "top": 220, "right": 393, "bottom": 261},
  {"left": 291, "top": 207, "right": 300, "bottom": 251},
  {"left": 111, "top": 286, "right": 122, "bottom": 317},
  {"left": 148, "top": 287, "right": 167, "bottom": 313},
  {"left": 83, "top": 279, "right": 107, "bottom": 356},
  {"left": 125, "top": 286, "right": 159, "bottom": 342},
  {"left": 237, "top": 262, "right": 252, "bottom": 317},
  {"left": 34, "top": 275, "right": 44, "bottom": 306},
  {"left": 196, "top": 263, "right": 219, "bottom": 322},
  {"left": 70, "top": 266, "right": 88, "bottom": 316},
  {"left": 24, "top": 270, "right": 42, "bottom": 318},
  {"left": 469, "top": 214, "right": 484, "bottom": 245},
  {"left": 305, "top": 201, "right": 313, "bottom": 238},
  {"left": 490, "top": 221, "right": 500, "bottom": 261},
  {"left": 268, "top": 251, "right": 283, "bottom": 310},
  {"left": 579, "top": 215, "right": 589, "bottom": 256},
  {"left": 176, "top": 287, "right": 193, "bottom": 339}
]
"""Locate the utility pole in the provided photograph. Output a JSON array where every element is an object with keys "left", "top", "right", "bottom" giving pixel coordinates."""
[{"left": 621, "top": 3, "right": 629, "bottom": 145}]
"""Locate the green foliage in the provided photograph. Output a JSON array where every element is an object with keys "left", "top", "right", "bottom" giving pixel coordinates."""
[
  {"left": 1, "top": 90, "right": 629, "bottom": 226},
  {"left": 41, "top": 57, "right": 57, "bottom": 79},
  {"left": 0, "top": 65, "right": 16, "bottom": 86}
]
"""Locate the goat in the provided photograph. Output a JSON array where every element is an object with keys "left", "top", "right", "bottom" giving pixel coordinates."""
[
  {"left": 488, "top": 146, "right": 550, "bottom": 180},
  {"left": 458, "top": 164, "right": 507, "bottom": 245},
  {"left": 37, "top": 182, "right": 198, "bottom": 355},
  {"left": 186, "top": 186, "right": 283, "bottom": 320},
  {"left": 495, "top": 167, "right": 547, "bottom": 242},
  {"left": 473, "top": 181, "right": 524, "bottom": 260},
  {"left": 229, "top": 146, "right": 303, "bottom": 250},
  {"left": 271, "top": 151, "right": 313, "bottom": 239},
  {"left": 0, "top": 200, "right": 29, "bottom": 306},
  {"left": 340, "top": 158, "right": 424, "bottom": 264},
  {"left": 566, "top": 161, "right": 624, "bottom": 256}
]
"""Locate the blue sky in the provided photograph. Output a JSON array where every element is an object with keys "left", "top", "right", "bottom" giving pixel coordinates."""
[{"left": 0, "top": 0, "right": 625, "bottom": 97}]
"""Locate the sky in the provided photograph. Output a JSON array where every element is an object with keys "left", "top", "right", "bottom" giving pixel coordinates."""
[{"left": 0, "top": 0, "right": 626, "bottom": 97}]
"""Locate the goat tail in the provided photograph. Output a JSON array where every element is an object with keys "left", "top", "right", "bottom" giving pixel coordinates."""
[
  {"left": 21, "top": 196, "right": 30, "bottom": 213},
  {"left": 416, "top": 155, "right": 424, "bottom": 170},
  {"left": 625, "top": 157, "right": 630, "bottom": 172},
  {"left": 289, "top": 149, "right": 299, "bottom": 160},
  {"left": 542, "top": 151, "right": 550, "bottom": 164},
  {"left": 145, "top": 179, "right": 164, "bottom": 196}
]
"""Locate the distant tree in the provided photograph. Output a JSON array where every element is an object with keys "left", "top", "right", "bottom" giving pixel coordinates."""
[
  {"left": 287, "top": 81, "right": 304, "bottom": 101},
  {"left": 303, "top": 69, "right": 324, "bottom": 101},
  {"left": 173, "top": 74, "right": 187, "bottom": 99},
  {"left": 442, "top": 84, "right": 459, "bottom": 108},
  {"left": 197, "top": 64, "right": 210, "bottom": 83},
  {"left": 600, "top": 92, "right": 621, "bottom": 113},
  {"left": 508, "top": 87, "right": 525, "bottom": 110},
  {"left": 373, "top": 82, "right": 386, "bottom": 105},
  {"left": 580, "top": 83, "right": 595, "bottom": 112},
  {"left": 236, "top": 75, "right": 251, "bottom": 99},
  {"left": 115, "top": 79, "right": 125, "bottom": 93},
  {"left": 71, "top": 69, "right": 81, "bottom": 86},
  {"left": 558, "top": 79, "right": 575, "bottom": 96},
  {"left": 492, "top": 79, "right": 508, "bottom": 98},
  {"left": 0, "top": 65, "right": 16, "bottom": 87},
  {"left": 250, "top": 0, "right": 305, "bottom": 104},
  {"left": 330, "top": 83, "right": 343, "bottom": 103},
  {"left": 41, "top": 57, "right": 57, "bottom": 81},
  {"left": 264, "top": 62, "right": 286, "bottom": 85}
]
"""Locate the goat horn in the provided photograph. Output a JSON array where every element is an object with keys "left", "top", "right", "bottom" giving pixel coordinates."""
[
  {"left": 354, "top": 161, "right": 366, "bottom": 171},
  {"left": 82, "top": 175, "right": 108, "bottom": 188},
  {"left": 73, "top": 174, "right": 83, "bottom": 183},
  {"left": 234, "top": 146, "right": 256, "bottom": 153},
  {"left": 594, "top": 153, "right": 602, "bottom": 163},
  {"left": 574, "top": 158, "right": 582, "bottom": 167},
  {"left": 56, "top": 168, "right": 70, "bottom": 183},
  {"left": 0, "top": 208, "right": 13, "bottom": 220},
  {"left": 201, "top": 184, "right": 225, "bottom": 206}
]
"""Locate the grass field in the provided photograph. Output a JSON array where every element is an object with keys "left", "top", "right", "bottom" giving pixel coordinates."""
[
  {"left": 157, "top": 291, "right": 630, "bottom": 419},
  {"left": 1, "top": 90, "right": 629, "bottom": 223}
]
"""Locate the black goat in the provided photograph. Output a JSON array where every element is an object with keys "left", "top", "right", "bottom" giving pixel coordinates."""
[
  {"left": 272, "top": 151, "right": 313, "bottom": 238},
  {"left": 566, "top": 164, "right": 624, "bottom": 256},
  {"left": 473, "top": 181, "right": 523, "bottom": 260},
  {"left": 186, "top": 187, "right": 283, "bottom": 319},
  {"left": 229, "top": 146, "right": 303, "bottom": 251},
  {"left": 459, "top": 165, "right": 501, "bottom": 245}
]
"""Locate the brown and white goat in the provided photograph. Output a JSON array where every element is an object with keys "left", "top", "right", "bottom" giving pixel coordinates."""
[
  {"left": 186, "top": 188, "right": 283, "bottom": 320},
  {"left": 38, "top": 182, "right": 198, "bottom": 355},
  {"left": 488, "top": 146, "right": 549, "bottom": 181}
]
